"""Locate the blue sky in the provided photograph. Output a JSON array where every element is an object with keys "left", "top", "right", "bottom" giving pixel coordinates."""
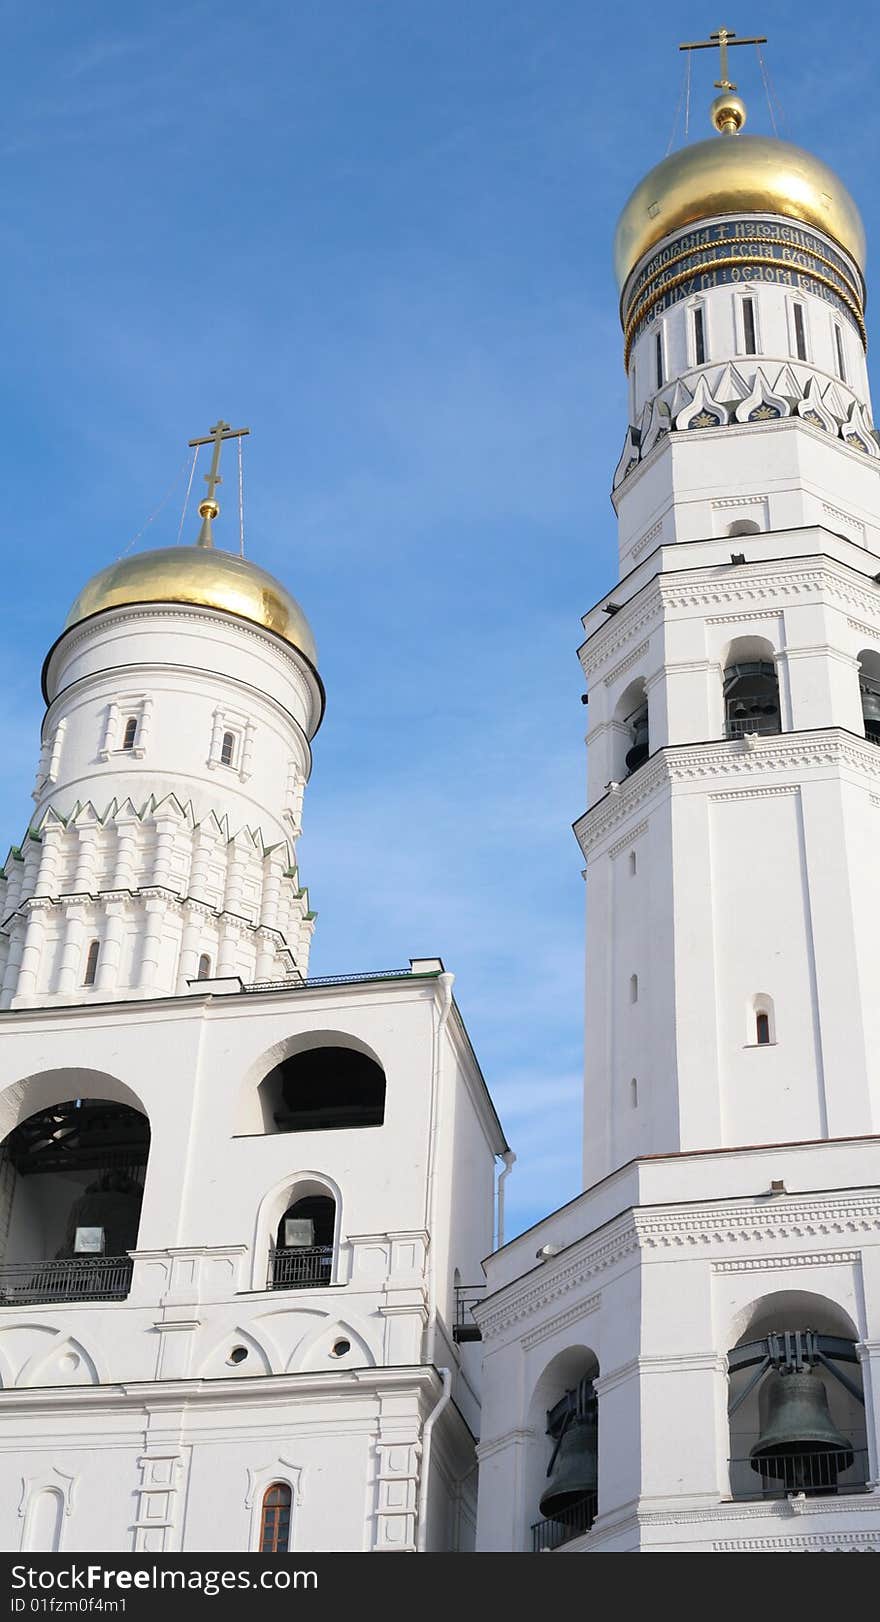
[{"left": 2, "top": 1, "right": 879, "bottom": 1237}]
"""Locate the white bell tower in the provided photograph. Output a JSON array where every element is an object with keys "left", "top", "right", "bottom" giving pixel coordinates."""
[
  {"left": 578, "top": 62, "right": 880, "bottom": 1187},
  {"left": 475, "top": 35, "right": 880, "bottom": 1556}
]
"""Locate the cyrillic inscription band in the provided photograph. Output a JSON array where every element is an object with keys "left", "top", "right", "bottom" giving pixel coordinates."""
[{"left": 621, "top": 216, "right": 866, "bottom": 366}]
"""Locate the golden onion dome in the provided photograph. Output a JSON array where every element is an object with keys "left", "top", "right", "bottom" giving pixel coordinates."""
[
  {"left": 614, "top": 133, "right": 866, "bottom": 295},
  {"left": 63, "top": 544, "right": 318, "bottom": 668}
]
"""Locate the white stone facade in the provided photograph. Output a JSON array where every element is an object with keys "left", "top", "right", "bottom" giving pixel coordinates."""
[
  {"left": 0, "top": 970, "right": 505, "bottom": 1552},
  {"left": 474, "top": 151, "right": 880, "bottom": 1553}
]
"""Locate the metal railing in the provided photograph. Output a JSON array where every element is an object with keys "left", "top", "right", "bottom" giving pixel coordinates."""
[
  {"left": 729, "top": 1447, "right": 869, "bottom": 1500},
  {"left": 0, "top": 1255, "right": 133, "bottom": 1305},
  {"left": 453, "top": 1285, "right": 486, "bottom": 1343},
  {"left": 724, "top": 716, "right": 781, "bottom": 740},
  {"left": 531, "top": 1493, "right": 597, "bottom": 1552},
  {"left": 268, "top": 1245, "right": 333, "bottom": 1290},
  {"left": 246, "top": 970, "right": 414, "bottom": 993}
]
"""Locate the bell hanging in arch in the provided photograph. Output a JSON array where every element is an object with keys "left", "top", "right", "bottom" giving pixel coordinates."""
[
  {"left": 539, "top": 1398, "right": 599, "bottom": 1520},
  {"left": 750, "top": 1368, "right": 854, "bottom": 1495}
]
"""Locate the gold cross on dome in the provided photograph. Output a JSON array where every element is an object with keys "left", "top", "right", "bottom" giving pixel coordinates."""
[
  {"left": 187, "top": 419, "right": 250, "bottom": 547},
  {"left": 679, "top": 26, "right": 767, "bottom": 92}
]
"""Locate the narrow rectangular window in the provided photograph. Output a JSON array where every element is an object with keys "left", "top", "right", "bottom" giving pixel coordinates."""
[
  {"left": 793, "top": 302, "right": 807, "bottom": 361},
  {"left": 693, "top": 306, "right": 706, "bottom": 366},
  {"left": 83, "top": 940, "right": 100, "bottom": 987},
  {"left": 834, "top": 324, "right": 847, "bottom": 382},
  {"left": 742, "top": 298, "right": 757, "bottom": 355},
  {"left": 655, "top": 331, "right": 663, "bottom": 389}
]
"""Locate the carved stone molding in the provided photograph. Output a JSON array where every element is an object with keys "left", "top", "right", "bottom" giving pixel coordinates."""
[
  {"left": 711, "top": 1250, "right": 861, "bottom": 1274},
  {"left": 521, "top": 1293, "right": 601, "bottom": 1350},
  {"left": 608, "top": 821, "right": 649, "bottom": 859},
  {"left": 603, "top": 640, "right": 651, "bottom": 690}
]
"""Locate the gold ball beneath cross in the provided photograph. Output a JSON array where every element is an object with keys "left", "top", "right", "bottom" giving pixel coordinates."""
[
  {"left": 710, "top": 92, "right": 747, "bottom": 135},
  {"left": 198, "top": 498, "right": 220, "bottom": 520}
]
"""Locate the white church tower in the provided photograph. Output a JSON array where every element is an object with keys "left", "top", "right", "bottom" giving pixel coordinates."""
[
  {"left": 0, "top": 421, "right": 507, "bottom": 1553},
  {"left": 475, "top": 32, "right": 880, "bottom": 1553}
]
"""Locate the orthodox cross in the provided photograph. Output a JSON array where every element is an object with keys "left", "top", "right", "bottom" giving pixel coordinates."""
[
  {"left": 188, "top": 419, "right": 250, "bottom": 546},
  {"left": 679, "top": 26, "right": 767, "bottom": 91}
]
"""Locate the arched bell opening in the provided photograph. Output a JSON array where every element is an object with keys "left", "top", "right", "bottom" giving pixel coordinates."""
[
  {"left": 0, "top": 1095, "right": 149, "bottom": 1304},
  {"left": 613, "top": 678, "right": 650, "bottom": 781},
  {"left": 268, "top": 1181, "right": 337, "bottom": 1291},
  {"left": 722, "top": 635, "right": 781, "bottom": 741},
  {"left": 526, "top": 1347, "right": 599, "bottom": 1551},
  {"left": 727, "top": 1294, "right": 868, "bottom": 1502},
  {"left": 255, "top": 1035, "right": 386, "bottom": 1135},
  {"left": 857, "top": 648, "right": 880, "bottom": 746}
]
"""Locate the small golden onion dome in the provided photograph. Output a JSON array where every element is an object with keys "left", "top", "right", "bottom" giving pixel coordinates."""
[
  {"left": 63, "top": 545, "right": 318, "bottom": 668},
  {"left": 614, "top": 134, "right": 866, "bottom": 293}
]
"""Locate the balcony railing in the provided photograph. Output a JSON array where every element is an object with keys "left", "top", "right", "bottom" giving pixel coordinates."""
[
  {"left": 0, "top": 1255, "right": 133, "bottom": 1305},
  {"left": 729, "top": 1447, "right": 869, "bottom": 1501},
  {"left": 268, "top": 1245, "right": 333, "bottom": 1290},
  {"left": 724, "top": 716, "right": 781, "bottom": 740},
  {"left": 453, "top": 1284, "right": 486, "bottom": 1343},
  {"left": 531, "top": 1493, "right": 598, "bottom": 1552}
]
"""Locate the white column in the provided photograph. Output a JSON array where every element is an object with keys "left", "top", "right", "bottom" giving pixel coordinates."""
[
  {"left": 15, "top": 902, "right": 50, "bottom": 1000},
  {"left": 56, "top": 907, "right": 87, "bottom": 995},
  {"left": 151, "top": 820, "right": 176, "bottom": 890},
  {"left": 217, "top": 921, "right": 239, "bottom": 978},
  {"left": 95, "top": 906, "right": 127, "bottom": 995},
  {"left": 176, "top": 907, "right": 204, "bottom": 990},
  {"left": 72, "top": 829, "right": 99, "bottom": 894},
  {"left": 113, "top": 822, "right": 140, "bottom": 890},
  {"left": 34, "top": 827, "right": 63, "bottom": 898},
  {"left": 136, "top": 899, "right": 166, "bottom": 991},
  {"left": 0, "top": 917, "right": 27, "bottom": 1007}
]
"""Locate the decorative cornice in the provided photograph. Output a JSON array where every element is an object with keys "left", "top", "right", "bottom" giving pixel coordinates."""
[
  {"left": 477, "top": 1218, "right": 639, "bottom": 1344},
  {"left": 709, "top": 784, "right": 800, "bottom": 802},
  {"left": 521, "top": 1293, "right": 601, "bottom": 1350},
  {"left": 576, "top": 730, "right": 880, "bottom": 858},
  {"left": 630, "top": 521, "right": 663, "bottom": 561},
  {"left": 636, "top": 1193, "right": 880, "bottom": 1249},
  {"left": 710, "top": 494, "right": 770, "bottom": 509},
  {"left": 607, "top": 820, "right": 649, "bottom": 859},
  {"left": 603, "top": 640, "right": 650, "bottom": 690},
  {"left": 711, "top": 1250, "right": 860, "bottom": 1274}
]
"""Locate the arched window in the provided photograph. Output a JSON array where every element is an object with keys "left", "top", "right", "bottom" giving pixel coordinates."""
[
  {"left": 723, "top": 637, "right": 780, "bottom": 740},
  {"left": 613, "top": 677, "right": 649, "bottom": 780},
  {"left": 83, "top": 940, "right": 100, "bottom": 987},
  {"left": 629, "top": 974, "right": 639, "bottom": 1004},
  {"left": 270, "top": 1194, "right": 335, "bottom": 1290},
  {"left": 692, "top": 303, "right": 707, "bottom": 367},
  {"left": 751, "top": 994, "right": 776, "bottom": 1046},
  {"left": 259, "top": 1483, "right": 292, "bottom": 1552},
  {"left": 263, "top": 1046, "right": 386, "bottom": 1134},
  {"left": 628, "top": 850, "right": 637, "bottom": 876},
  {"left": 630, "top": 1078, "right": 638, "bottom": 1109},
  {"left": 727, "top": 519, "right": 761, "bottom": 537},
  {"left": 220, "top": 731, "right": 236, "bottom": 767},
  {"left": 196, "top": 953, "right": 212, "bottom": 981},
  {"left": 121, "top": 717, "right": 138, "bottom": 751},
  {"left": 528, "top": 1351, "right": 600, "bottom": 1552},
  {"left": 858, "top": 650, "right": 880, "bottom": 745}
]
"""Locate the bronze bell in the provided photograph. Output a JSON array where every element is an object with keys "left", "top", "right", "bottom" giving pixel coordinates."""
[
  {"left": 750, "top": 1369, "right": 854, "bottom": 1493},
  {"left": 539, "top": 1406, "right": 599, "bottom": 1520}
]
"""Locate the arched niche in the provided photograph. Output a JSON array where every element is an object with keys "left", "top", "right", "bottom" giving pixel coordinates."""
[
  {"left": 525, "top": 1345, "right": 600, "bottom": 1551},
  {"left": 252, "top": 1171, "right": 343, "bottom": 1292},
  {"left": 722, "top": 633, "right": 781, "bottom": 740},
  {"left": 239, "top": 1032, "right": 386, "bottom": 1136},
  {"left": 0, "top": 1070, "right": 150, "bottom": 1299},
  {"left": 857, "top": 648, "right": 880, "bottom": 744},
  {"left": 726, "top": 1291, "right": 867, "bottom": 1503},
  {"left": 612, "top": 677, "right": 649, "bottom": 781},
  {"left": 727, "top": 519, "right": 761, "bottom": 536}
]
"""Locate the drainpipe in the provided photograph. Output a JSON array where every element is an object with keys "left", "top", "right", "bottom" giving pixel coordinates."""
[
  {"left": 424, "top": 971, "right": 454, "bottom": 1366},
  {"left": 416, "top": 1366, "right": 452, "bottom": 1552},
  {"left": 496, "top": 1150, "right": 516, "bottom": 1249}
]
